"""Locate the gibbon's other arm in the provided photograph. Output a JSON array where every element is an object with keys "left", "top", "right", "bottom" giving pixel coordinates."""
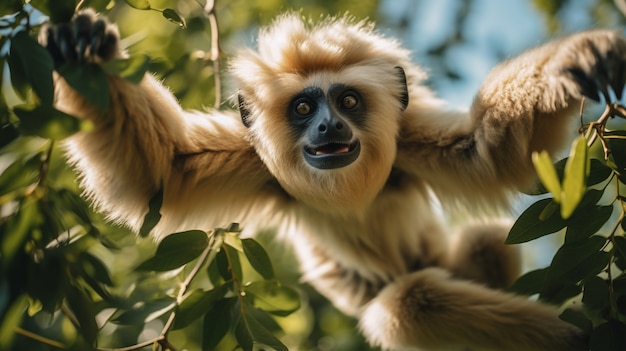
[
  {"left": 395, "top": 30, "right": 626, "bottom": 204},
  {"left": 40, "top": 10, "right": 274, "bottom": 236}
]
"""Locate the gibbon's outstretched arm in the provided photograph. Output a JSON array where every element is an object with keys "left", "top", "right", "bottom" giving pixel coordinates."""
[
  {"left": 40, "top": 10, "right": 276, "bottom": 237},
  {"left": 395, "top": 30, "right": 626, "bottom": 206}
]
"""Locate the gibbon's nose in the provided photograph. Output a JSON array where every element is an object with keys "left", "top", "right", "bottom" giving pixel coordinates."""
[{"left": 315, "top": 107, "right": 352, "bottom": 141}]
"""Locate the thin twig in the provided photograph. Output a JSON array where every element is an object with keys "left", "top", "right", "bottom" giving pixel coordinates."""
[
  {"left": 15, "top": 327, "right": 68, "bottom": 349},
  {"left": 203, "top": 0, "right": 222, "bottom": 108}
]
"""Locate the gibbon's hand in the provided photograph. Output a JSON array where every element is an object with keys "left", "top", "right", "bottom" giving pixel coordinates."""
[
  {"left": 557, "top": 30, "right": 626, "bottom": 102},
  {"left": 39, "top": 9, "right": 120, "bottom": 68}
]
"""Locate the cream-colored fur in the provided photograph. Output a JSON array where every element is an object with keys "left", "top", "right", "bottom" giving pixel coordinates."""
[{"left": 42, "top": 9, "right": 626, "bottom": 351}]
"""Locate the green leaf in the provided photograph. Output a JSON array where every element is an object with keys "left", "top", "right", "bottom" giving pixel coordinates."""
[
  {"left": 509, "top": 268, "right": 547, "bottom": 296},
  {"left": 561, "top": 136, "right": 589, "bottom": 219},
  {"left": 125, "top": 0, "right": 151, "bottom": 10},
  {"left": 607, "top": 133, "right": 626, "bottom": 183},
  {"left": 139, "top": 187, "right": 163, "bottom": 237},
  {"left": 242, "top": 238, "right": 275, "bottom": 280},
  {"left": 136, "top": 230, "right": 209, "bottom": 271},
  {"left": 0, "top": 152, "right": 42, "bottom": 197},
  {"left": 163, "top": 9, "right": 186, "bottom": 27},
  {"left": 565, "top": 205, "right": 613, "bottom": 244},
  {"left": 14, "top": 104, "right": 85, "bottom": 140},
  {"left": 102, "top": 55, "right": 150, "bottom": 84},
  {"left": 532, "top": 150, "right": 562, "bottom": 202},
  {"left": 216, "top": 244, "right": 242, "bottom": 282},
  {"left": 559, "top": 308, "right": 592, "bottom": 332},
  {"left": 234, "top": 303, "right": 288, "bottom": 351},
  {"left": 587, "top": 159, "right": 613, "bottom": 186},
  {"left": 80, "top": 252, "right": 113, "bottom": 286},
  {"left": 66, "top": 284, "right": 98, "bottom": 346},
  {"left": 506, "top": 198, "right": 566, "bottom": 244},
  {"left": 614, "top": 236, "right": 626, "bottom": 270},
  {"left": 58, "top": 63, "right": 110, "bottom": 112},
  {"left": 9, "top": 31, "right": 55, "bottom": 106},
  {"left": 545, "top": 236, "right": 608, "bottom": 284},
  {"left": 0, "top": 123, "right": 19, "bottom": 149},
  {"left": 202, "top": 298, "right": 234, "bottom": 351},
  {"left": 0, "top": 295, "right": 27, "bottom": 350},
  {"left": 590, "top": 320, "right": 626, "bottom": 351},
  {"left": 30, "top": 0, "right": 75, "bottom": 23},
  {"left": 1, "top": 198, "right": 40, "bottom": 264},
  {"left": 173, "top": 285, "right": 230, "bottom": 330},
  {"left": 583, "top": 276, "right": 609, "bottom": 312},
  {"left": 110, "top": 297, "right": 175, "bottom": 324},
  {"left": 244, "top": 281, "right": 300, "bottom": 317}
]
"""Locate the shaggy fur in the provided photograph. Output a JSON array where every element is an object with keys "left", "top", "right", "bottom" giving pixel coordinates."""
[{"left": 42, "top": 9, "right": 626, "bottom": 351}]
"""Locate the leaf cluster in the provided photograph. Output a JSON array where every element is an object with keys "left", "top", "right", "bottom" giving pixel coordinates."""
[{"left": 508, "top": 102, "right": 626, "bottom": 351}]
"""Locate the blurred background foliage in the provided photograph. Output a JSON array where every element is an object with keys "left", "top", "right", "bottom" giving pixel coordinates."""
[{"left": 1, "top": 0, "right": 626, "bottom": 350}]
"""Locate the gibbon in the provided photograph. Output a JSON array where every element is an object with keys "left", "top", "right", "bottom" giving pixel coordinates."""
[{"left": 40, "top": 8, "right": 626, "bottom": 351}]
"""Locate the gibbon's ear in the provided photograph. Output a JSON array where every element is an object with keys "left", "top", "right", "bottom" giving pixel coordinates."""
[
  {"left": 238, "top": 94, "right": 252, "bottom": 128},
  {"left": 395, "top": 66, "right": 409, "bottom": 111}
]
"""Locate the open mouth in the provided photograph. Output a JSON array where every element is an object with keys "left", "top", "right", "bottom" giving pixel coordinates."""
[
  {"left": 303, "top": 140, "right": 361, "bottom": 169},
  {"left": 307, "top": 142, "right": 352, "bottom": 155}
]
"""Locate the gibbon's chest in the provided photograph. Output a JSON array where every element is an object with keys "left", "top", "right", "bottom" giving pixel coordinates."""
[{"left": 290, "top": 175, "right": 448, "bottom": 281}]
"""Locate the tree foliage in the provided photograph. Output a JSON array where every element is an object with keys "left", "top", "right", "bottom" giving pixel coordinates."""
[
  {"left": 1, "top": 0, "right": 626, "bottom": 350},
  {"left": 508, "top": 102, "right": 626, "bottom": 350}
]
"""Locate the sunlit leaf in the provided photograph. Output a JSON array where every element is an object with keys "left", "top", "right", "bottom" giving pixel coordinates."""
[
  {"left": 242, "top": 238, "right": 275, "bottom": 280},
  {"left": 559, "top": 308, "right": 592, "bottom": 332},
  {"left": 0, "top": 152, "right": 42, "bottom": 197},
  {"left": 14, "top": 104, "right": 85, "bottom": 140},
  {"left": 203, "top": 298, "right": 234, "bottom": 351},
  {"left": 110, "top": 297, "right": 175, "bottom": 324},
  {"left": 125, "top": 0, "right": 151, "bottom": 10},
  {"left": 58, "top": 63, "right": 110, "bottom": 112},
  {"left": 532, "top": 150, "right": 561, "bottom": 202},
  {"left": 136, "top": 230, "right": 209, "bottom": 271},
  {"left": 0, "top": 295, "right": 27, "bottom": 350},
  {"left": 561, "top": 136, "right": 589, "bottom": 219},
  {"left": 163, "top": 8, "right": 186, "bottom": 27},
  {"left": 139, "top": 187, "right": 163, "bottom": 237},
  {"left": 506, "top": 198, "right": 566, "bottom": 244},
  {"left": 244, "top": 280, "right": 300, "bottom": 316},
  {"left": 9, "top": 31, "right": 54, "bottom": 106},
  {"left": 1, "top": 198, "right": 40, "bottom": 264}
]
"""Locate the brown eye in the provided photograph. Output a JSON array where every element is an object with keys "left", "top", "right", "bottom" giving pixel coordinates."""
[
  {"left": 341, "top": 94, "right": 358, "bottom": 109},
  {"left": 296, "top": 101, "right": 312, "bottom": 116}
]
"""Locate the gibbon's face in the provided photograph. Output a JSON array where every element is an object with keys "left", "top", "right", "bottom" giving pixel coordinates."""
[
  {"left": 288, "top": 83, "right": 364, "bottom": 170},
  {"left": 231, "top": 13, "right": 420, "bottom": 212}
]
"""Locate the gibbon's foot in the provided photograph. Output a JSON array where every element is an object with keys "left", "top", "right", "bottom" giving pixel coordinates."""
[
  {"left": 556, "top": 30, "right": 626, "bottom": 102},
  {"left": 360, "top": 268, "right": 588, "bottom": 351},
  {"left": 445, "top": 221, "right": 520, "bottom": 290},
  {"left": 39, "top": 9, "right": 120, "bottom": 67}
]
